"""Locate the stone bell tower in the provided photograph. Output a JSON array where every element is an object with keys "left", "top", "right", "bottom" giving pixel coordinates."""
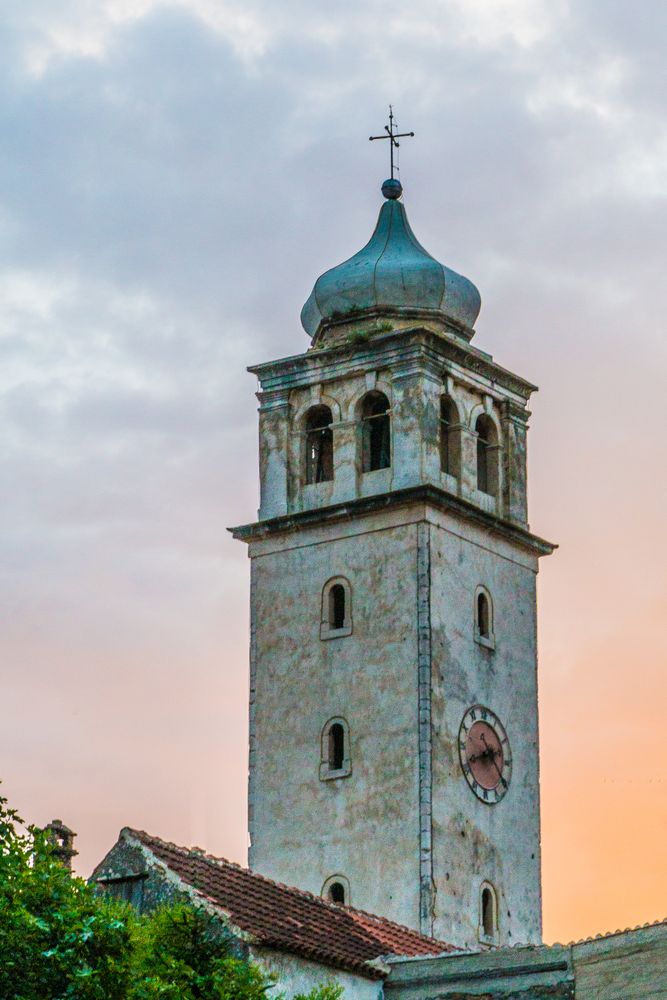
[{"left": 231, "top": 175, "right": 555, "bottom": 951}]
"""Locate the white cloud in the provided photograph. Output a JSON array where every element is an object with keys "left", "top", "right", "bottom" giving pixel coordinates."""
[
  {"left": 450, "top": 0, "right": 567, "bottom": 49},
  {"left": 18, "top": 0, "right": 270, "bottom": 77}
]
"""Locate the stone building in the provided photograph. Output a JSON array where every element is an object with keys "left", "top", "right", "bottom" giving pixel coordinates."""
[
  {"left": 231, "top": 176, "right": 555, "bottom": 950},
  {"left": 91, "top": 827, "right": 667, "bottom": 998},
  {"left": 92, "top": 174, "right": 667, "bottom": 997}
]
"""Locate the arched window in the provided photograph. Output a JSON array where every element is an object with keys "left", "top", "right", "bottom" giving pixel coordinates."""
[
  {"left": 305, "top": 405, "right": 333, "bottom": 484},
  {"left": 479, "top": 882, "right": 498, "bottom": 943},
  {"left": 474, "top": 587, "right": 495, "bottom": 649},
  {"left": 361, "top": 391, "right": 391, "bottom": 472},
  {"left": 475, "top": 414, "right": 498, "bottom": 496},
  {"left": 320, "top": 718, "right": 351, "bottom": 780},
  {"left": 322, "top": 874, "right": 350, "bottom": 906},
  {"left": 440, "top": 396, "right": 459, "bottom": 477},
  {"left": 321, "top": 577, "right": 352, "bottom": 639}
]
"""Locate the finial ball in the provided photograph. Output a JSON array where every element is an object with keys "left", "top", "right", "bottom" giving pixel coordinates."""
[{"left": 381, "top": 178, "right": 403, "bottom": 200}]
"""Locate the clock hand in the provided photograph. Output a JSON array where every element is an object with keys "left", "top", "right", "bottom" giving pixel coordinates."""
[
  {"left": 489, "top": 753, "right": 503, "bottom": 778},
  {"left": 479, "top": 733, "right": 503, "bottom": 776}
]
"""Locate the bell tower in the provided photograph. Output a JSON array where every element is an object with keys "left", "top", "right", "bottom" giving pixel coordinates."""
[{"left": 231, "top": 175, "right": 555, "bottom": 950}]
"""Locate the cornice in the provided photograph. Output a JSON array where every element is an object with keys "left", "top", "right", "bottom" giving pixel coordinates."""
[
  {"left": 248, "top": 327, "right": 538, "bottom": 403},
  {"left": 229, "top": 484, "right": 556, "bottom": 557}
]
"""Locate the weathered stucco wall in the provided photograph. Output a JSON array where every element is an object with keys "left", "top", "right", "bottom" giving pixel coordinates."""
[
  {"left": 384, "top": 944, "right": 574, "bottom": 999},
  {"left": 572, "top": 923, "right": 667, "bottom": 1000},
  {"left": 248, "top": 511, "right": 423, "bottom": 929},
  {"left": 428, "top": 508, "right": 542, "bottom": 948},
  {"left": 384, "top": 922, "right": 667, "bottom": 999},
  {"left": 254, "top": 948, "right": 382, "bottom": 1000}
]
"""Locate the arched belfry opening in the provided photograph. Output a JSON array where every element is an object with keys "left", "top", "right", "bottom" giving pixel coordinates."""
[
  {"left": 304, "top": 405, "right": 333, "bottom": 484},
  {"left": 475, "top": 414, "right": 498, "bottom": 496},
  {"left": 361, "top": 391, "right": 391, "bottom": 472},
  {"left": 440, "top": 396, "right": 460, "bottom": 478}
]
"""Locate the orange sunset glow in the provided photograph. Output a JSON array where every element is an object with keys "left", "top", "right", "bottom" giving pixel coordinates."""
[{"left": 1, "top": 0, "right": 665, "bottom": 950}]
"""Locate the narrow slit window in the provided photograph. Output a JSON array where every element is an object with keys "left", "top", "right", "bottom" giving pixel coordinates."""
[
  {"left": 481, "top": 885, "right": 496, "bottom": 938},
  {"left": 305, "top": 405, "right": 333, "bottom": 484},
  {"left": 361, "top": 392, "right": 391, "bottom": 472},
  {"left": 329, "top": 584, "right": 345, "bottom": 629},
  {"left": 328, "top": 723, "right": 345, "bottom": 770},
  {"left": 477, "top": 592, "right": 490, "bottom": 638}
]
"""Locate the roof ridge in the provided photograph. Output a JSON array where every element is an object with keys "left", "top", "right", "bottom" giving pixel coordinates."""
[
  {"left": 124, "top": 827, "right": 248, "bottom": 871},
  {"left": 561, "top": 915, "right": 667, "bottom": 947},
  {"left": 124, "top": 827, "right": 450, "bottom": 948}
]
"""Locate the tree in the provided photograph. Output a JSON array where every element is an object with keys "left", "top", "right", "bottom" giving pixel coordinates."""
[
  {"left": 0, "top": 793, "right": 133, "bottom": 999},
  {"left": 0, "top": 791, "right": 343, "bottom": 999},
  {"left": 129, "top": 903, "right": 271, "bottom": 1000}
]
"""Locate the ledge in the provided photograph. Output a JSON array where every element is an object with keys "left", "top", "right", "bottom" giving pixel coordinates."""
[
  {"left": 229, "top": 484, "right": 557, "bottom": 557},
  {"left": 247, "top": 326, "right": 539, "bottom": 402}
]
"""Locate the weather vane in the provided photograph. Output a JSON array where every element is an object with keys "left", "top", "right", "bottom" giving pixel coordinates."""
[{"left": 369, "top": 106, "right": 415, "bottom": 181}]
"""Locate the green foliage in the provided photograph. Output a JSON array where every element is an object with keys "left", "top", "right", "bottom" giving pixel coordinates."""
[
  {"left": 0, "top": 791, "right": 344, "bottom": 1000},
  {"left": 0, "top": 792, "right": 133, "bottom": 1000},
  {"left": 130, "top": 904, "right": 270, "bottom": 999},
  {"left": 346, "top": 329, "right": 371, "bottom": 345},
  {"left": 292, "top": 986, "right": 344, "bottom": 1000}
]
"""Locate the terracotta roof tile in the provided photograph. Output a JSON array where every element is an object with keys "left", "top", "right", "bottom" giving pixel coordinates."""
[{"left": 125, "top": 828, "right": 455, "bottom": 979}]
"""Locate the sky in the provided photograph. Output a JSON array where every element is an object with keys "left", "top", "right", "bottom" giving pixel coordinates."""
[{"left": 1, "top": 0, "right": 665, "bottom": 946}]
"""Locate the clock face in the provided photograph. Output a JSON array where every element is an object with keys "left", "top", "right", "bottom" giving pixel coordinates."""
[{"left": 458, "top": 705, "right": 512, "bottom": 804}]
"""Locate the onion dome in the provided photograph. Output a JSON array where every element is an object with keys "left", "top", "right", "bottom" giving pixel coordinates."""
[{"left": 301, "top": 180, "right": 481, "bottom": 345}]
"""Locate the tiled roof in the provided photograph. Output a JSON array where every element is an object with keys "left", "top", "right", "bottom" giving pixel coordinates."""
[{"left": 124, "top": 828, "right": 455, "bottom": 980}]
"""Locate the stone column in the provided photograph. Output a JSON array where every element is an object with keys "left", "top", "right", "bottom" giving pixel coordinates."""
[
  {"left": 332, "top": 417, "right": 357, "bottom": 504},
  {"left": 257, "top": 389, "right": 289, "bottom": 520},
  {"left": 390, "top": 367, "right": 424, "bottom": 490},
  {"left": 421, "top": 371, "right": 444, "bottom": 488},
  {"left": 459, "top": 424, "right": 479, "bottom": 501},
  {"left": 391, "top": 362, "right": 441, "bottom": 491},
  {"left": 502, "top": 401, "right": 529, "bottom": 526}
]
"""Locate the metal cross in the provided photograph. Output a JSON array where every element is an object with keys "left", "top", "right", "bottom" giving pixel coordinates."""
[{"left": 369, "top": 106, "right": 415, "bottom": 179}]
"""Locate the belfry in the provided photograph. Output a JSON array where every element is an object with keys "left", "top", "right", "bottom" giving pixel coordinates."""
[{"left": 231, "top": 163, "right": 555, "bottom": 950}]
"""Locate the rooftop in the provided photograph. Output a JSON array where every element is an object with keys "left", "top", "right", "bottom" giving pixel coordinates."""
[{"left": 119, "top": 828, "right": 456, "bottom": 980}]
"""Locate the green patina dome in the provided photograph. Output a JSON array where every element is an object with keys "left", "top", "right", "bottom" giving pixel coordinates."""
[{"left": 301, "top": 192, "right": 481, "bottom": 343}]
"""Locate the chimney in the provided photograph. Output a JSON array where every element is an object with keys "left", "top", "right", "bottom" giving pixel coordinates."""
[{"left": 43, "top": 819, "right": 78, "bottom": 871}]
